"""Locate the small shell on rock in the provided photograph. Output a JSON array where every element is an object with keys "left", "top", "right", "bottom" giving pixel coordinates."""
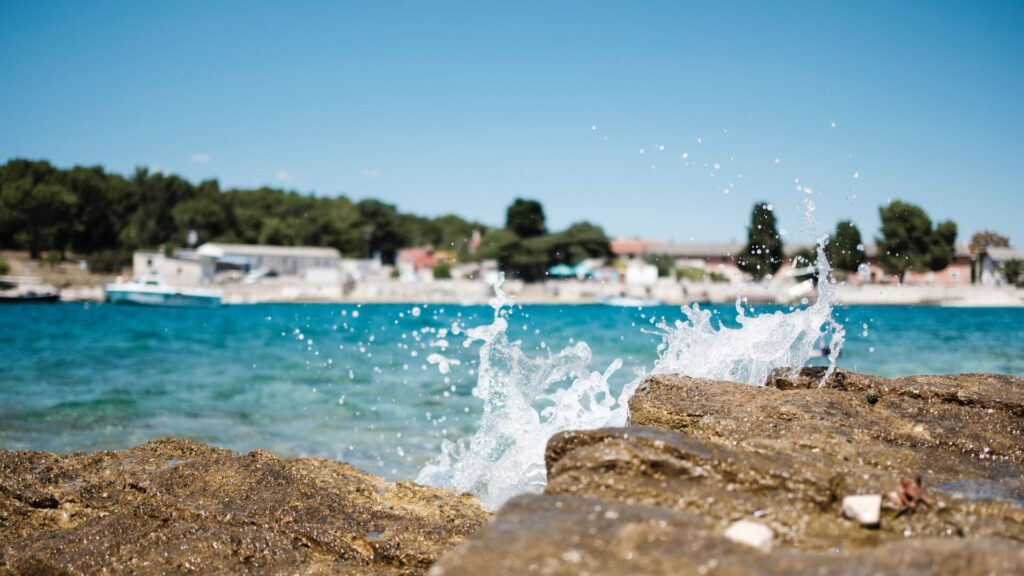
[
  {"left": 723, "top": 519, "right": 774, "bottom": 552},
  {"left": 842, "top": 494, "right": 882, "bottom": 527}
]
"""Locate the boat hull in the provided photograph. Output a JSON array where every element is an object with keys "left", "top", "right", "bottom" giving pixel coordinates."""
[
  {"left": 106, "top": 289, "right": 221, "bottom": 307},
  {"left": 0, "top": 293, "right": 60, "bottom": 304}
]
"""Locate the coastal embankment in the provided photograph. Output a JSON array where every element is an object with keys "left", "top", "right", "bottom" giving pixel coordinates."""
[
  {"left": 46, "top": 279, "right": 1024, "bottom": 307},
  {"left": 6, "top": 250, "right": 1022, "bottom": 306},
  {"left": 3, "top": 369, "right": 1022, "bottom": 575}
]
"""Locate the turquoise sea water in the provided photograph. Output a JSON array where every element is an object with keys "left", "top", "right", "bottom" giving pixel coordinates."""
[{"left": 2, "top": 302, "right": 1022, "bottom": 479}]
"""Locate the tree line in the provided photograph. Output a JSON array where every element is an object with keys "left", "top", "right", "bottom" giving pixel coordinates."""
[
  {"left": 2, "top": 158, "right": 1010, "bottom": 283},
  {"left": 0, "top": 159, "right": 613, "bottom": 278},
  {"left": 732, "top": 199, "right": 1007, "bottom": 283},
  {"left": 0, "top": 159, "right": 488, "bottom": 271},
  {"left": 474, "top": 199, "right": 613, "bottom": 282}
]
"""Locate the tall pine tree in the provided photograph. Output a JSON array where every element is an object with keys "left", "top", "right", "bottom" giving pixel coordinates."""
[
  {"left": 737, "top": 202, "right": 784, "bottom": 280},
  {"left": 826, "top": 220, "right": 867, "bottom": 272}
]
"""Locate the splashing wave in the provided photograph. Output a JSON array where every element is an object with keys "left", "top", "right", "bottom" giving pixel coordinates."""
[{"left": 418, "top": 242, "right": 844, "bottom": 510}]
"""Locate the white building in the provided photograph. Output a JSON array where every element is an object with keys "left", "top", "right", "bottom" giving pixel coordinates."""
[
  {"left": 624, "top": 260, "right": 659, "bottom": 285},
  {"left": 196, "top": 243, "right": 341, "bottom": 277},
  {"left": 133, "top": 250, "right": 215, "bottom": 286},
  {"left": 979, "top": 247, "right": 1024, "bottom": 285}
]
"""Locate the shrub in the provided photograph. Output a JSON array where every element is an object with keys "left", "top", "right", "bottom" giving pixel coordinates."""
[
  {"left": 87, "top": 250, "right": 132, "bottom": 274},
  {"left": 676, "top": 267, "right": 707, "bottom": 282},
  {"left": 433, "top": 262, "right": 452, "bottom": 279}
]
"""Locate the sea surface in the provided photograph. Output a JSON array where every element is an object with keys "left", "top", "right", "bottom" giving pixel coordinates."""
[{"left": 2, "top": 302, "right": 1022, "bottom": 480}]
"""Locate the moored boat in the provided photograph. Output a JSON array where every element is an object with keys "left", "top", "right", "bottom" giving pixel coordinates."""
[
  {"left": 104, "top": 275, "right": 221, "bottom": 307},
  {"left": 0, "top": 276, "right": 60, "bottom": 303}
]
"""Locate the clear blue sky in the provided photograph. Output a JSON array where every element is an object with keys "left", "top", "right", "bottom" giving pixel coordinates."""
[{"left": 2, "top": 0, "right": 1022, "bottom": 244}]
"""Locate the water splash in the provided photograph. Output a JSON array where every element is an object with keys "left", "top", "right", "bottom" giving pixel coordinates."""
[
  {"left": 645, "top": 240, "right": 844, "bottom": 390},
  {"left": 416, "top": 275, "right": 627, "bottom": 509},
  {"left": 419, "top": 242, "right": 844, "bottom": 510}
]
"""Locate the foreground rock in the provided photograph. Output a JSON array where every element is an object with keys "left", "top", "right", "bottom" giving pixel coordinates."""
[
  {"left": 0, "top": 438, "right": 487, "bottom": 575},
  {"left": 624, "top": 368, "right": 1024, "bottom": 545},
  {"left": 433, "top": 370, "right": 1024, "bottom": 575},
  {"left": 430, "top": 494, "right": 1024, "bottom": 576}
]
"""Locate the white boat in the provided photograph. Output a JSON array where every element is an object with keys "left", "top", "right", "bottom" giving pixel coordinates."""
[
  {"left": 0, "top": 276, "right": 60, "bottom": 303},
  {"left": 599, "top": 296, "right": 662, "bottom": 307},
  {"left": 104, "top": 275, "right": 222, "bottom": 307}
]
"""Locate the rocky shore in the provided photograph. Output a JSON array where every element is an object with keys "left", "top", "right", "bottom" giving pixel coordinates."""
[
  {"left": 3, "top": 370, "right": 1023, "bottom": 575},
  {"left": 0, "top": 439, "right": 487, "bottom": 574}
]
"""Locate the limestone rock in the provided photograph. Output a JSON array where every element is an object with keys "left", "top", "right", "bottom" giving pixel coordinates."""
[
  {"left": 430, "top": 494, "right": 1024, "bottom": 576},
  {"left": 0, "top": 438, "right": 487, "bottom": 575},
  {"left": 543, "top": 425, "right": 1023, "bottom": 548},
  {"left": 439, "top": 369, "right": 1024, "bottom": 574}
]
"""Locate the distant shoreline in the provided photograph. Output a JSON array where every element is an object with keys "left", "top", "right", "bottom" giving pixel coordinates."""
[{"left": 52, "top": 280, "right": 1024, "bottom": 307}]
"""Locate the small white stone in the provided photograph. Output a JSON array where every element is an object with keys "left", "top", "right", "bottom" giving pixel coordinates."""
[
  {"left": 723, "top": 519, "right": 773, "bottom": 552},
  {"left": 842, "top": 494, "right": 882, "bottom": 526}
]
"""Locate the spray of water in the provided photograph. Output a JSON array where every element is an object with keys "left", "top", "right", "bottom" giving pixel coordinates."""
[
  {"left": 644, "top": 239, "right": 845, "bottom": 390},
  {"left": 418, "top": 240, "right": 844, "bottom": 510},
  {"left": 416, "top": 278, "right": 627, "bottom": 509}
]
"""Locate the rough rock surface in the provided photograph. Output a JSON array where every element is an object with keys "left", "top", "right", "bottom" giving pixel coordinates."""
[
  {"left": 433, "top": 370, "right": 1024, "bottom": 575},
  {"left": 430, "top": 494, "right": 1024, "bottom": 576},
  {"left": 0, "top": 438, "right": 487, "bottom": 575}
]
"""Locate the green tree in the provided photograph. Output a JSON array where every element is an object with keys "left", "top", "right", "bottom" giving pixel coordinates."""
[
  {"left": 172, "top": 181, "right": 228, "bottom": 246},
  {"left": 791, "top": 246, "right": 819, "bottom": 282},
  {"left": 433, "top": 261, "right": 452, "bottom": 279},
  {"left": 505, "top": 236, "right": 550, "bottom": 281},
  {"left": 737, "top": 202, "right": 784, "bottom": 280},
  {"left": 356, "top": 199, "right": 405, "bottom": 262},
  {"left": 67, "top": 165, "right": 122, "bottom": 254},
  {"left": 1002, "top": 260, "right": 1023, "bottom": 287},
  {"left": 876, "top": 200, "right": 957, "bottom": 282},
  {"left": 505, "top": 198, "right": 546, "bottom": 238},
  {"left": 476, "top": 228, "right": 521, "bottom": 271},
  {"left": 0, "top": 177, "right": 78, "bottom": 259},
  {"left": 826, "top": 220, "right": 866, "bottom": 273},
  {"left": 644, "top": 254, "right": 674, "bottom": 278},
  {"left": 541, "top": 221, "right": 612, "bottom": 266},
  {"left": 432, "top": 214, "right": 484, "bottom": 257}
]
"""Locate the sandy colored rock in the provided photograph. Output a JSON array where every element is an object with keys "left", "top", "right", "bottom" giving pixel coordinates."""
[
  {"left": 544, "top": 425, "right": 1024, "bottom": 549},
  {"left": 434, "top": 370, "right": 1024, "bottom": 575},
  {"left": 630, "top": 368, "right": 1024, "bottom": 486},
  {"left": 625, "top": 369, "right": 1024, "bottom": 538},
  {"left": 0, "top": 438, "right": 487, "bottom": 575},
  {"left": 430, "top": 494, "right": 1024, "bottom": 576}
]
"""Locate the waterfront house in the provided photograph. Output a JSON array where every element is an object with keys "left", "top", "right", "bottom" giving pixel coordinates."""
[
  {"left": 196, "top": 243, "right": 341, "bottom": 278},
  {"left": 978, "top": 246, "right": 1024, "bottom": 286},
  {"left": 612, "top": 239, "right": 745, "bottom": 282},
  {"left": 396, "top": 246, "right": 440, "bottom": 281},
  {"left": 133, "top": 250, "right": 215, "bottom": 286}
]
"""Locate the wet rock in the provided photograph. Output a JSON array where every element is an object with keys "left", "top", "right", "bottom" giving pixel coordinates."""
[
  {"left": 623, "top": 369, "right": 1024, "bottom": 542},
  {"left": 842, "top": 495, "right": 882, "bottom": 527},
  {"left": 543, "top": 425, "right": 1024, "bottom": 548},
  {"left": 430, "top": 494, "right": 1024, "bottom": 576},
  {"left": 464, "top": 369, "right": 1024, "bottom": 573},
  {"left": 0, "top": 438, "right": 487, "bottom": 575}
]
